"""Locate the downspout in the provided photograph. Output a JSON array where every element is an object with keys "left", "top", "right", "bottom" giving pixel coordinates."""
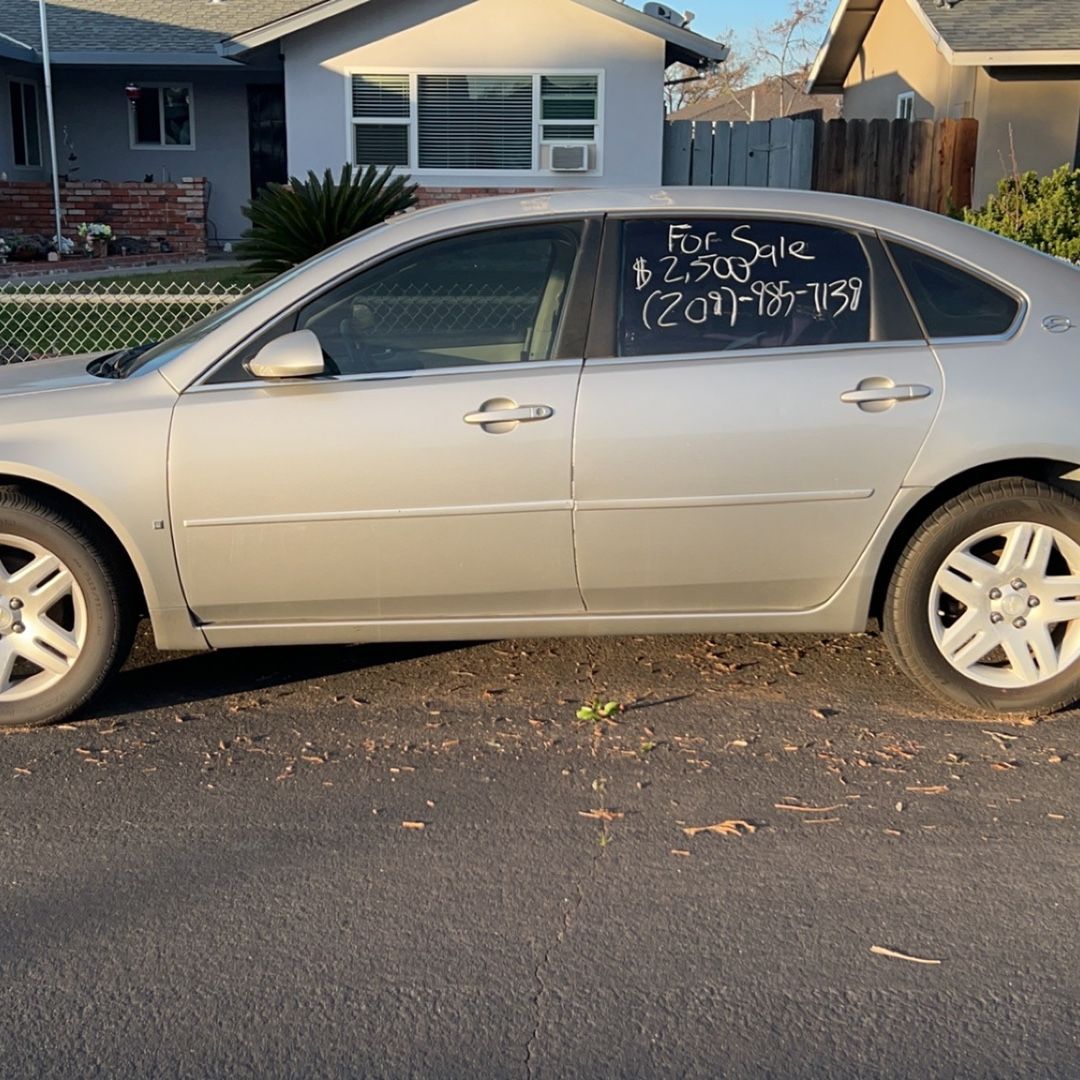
[{"left": 37, "top": 0, "right": 64, "bottom": 248}]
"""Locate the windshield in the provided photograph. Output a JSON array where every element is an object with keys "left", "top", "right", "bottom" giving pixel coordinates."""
[{"left": 106, "top": 222, "right": 398, "bottom": 377}]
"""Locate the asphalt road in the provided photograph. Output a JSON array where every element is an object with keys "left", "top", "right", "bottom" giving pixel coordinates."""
[{"left": 2, "top": 626, "right": 1079, "bottom": 1078}]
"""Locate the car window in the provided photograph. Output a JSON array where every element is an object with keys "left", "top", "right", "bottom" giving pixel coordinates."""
[
  {"left": 887, "top": 242, "right": 1020, "bottom": 339},
  {"left": 296, "top": 223, "right": 583, "bottom": 375},
  {"left": 616, "top": 218, "right": 872, "bottom": 358}
]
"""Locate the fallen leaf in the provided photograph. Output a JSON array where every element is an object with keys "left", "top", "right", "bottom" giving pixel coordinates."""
[
  {"left": 906, "top": 785, "right": 949, "bottom": 795},
  {"left": 682, "top": 820, "right": 755, "bottom": 837},
  {"left": 401, "top": 821, "right": 426, "bottom": 830},
  {"left": 578, "top": 809, "right": 625, "bottom": 822},
  {"left": 870, "top": 945, "right": 942, "bottom": 965},
  {"left": 774, "top": 803, "right": 843, "bottom": 813},
  {"left": 1048, "top": 754, "right": 1065, "bottom": 764}
]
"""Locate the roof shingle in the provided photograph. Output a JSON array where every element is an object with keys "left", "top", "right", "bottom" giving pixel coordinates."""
[
  {"left": 2, "top": 0, "right": 321, "bottom": 53},
  {"left": 916, "top": 0, "right": 1080, "bottom": 54}
]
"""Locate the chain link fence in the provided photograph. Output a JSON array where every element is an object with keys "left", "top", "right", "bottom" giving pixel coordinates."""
[{"left": 0, "top": 280, "right": 255, "bottom": 363}]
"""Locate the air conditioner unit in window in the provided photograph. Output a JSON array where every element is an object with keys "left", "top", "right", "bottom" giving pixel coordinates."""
[{"left": 549, "top": 144, "right": 591, "bottom": 172}]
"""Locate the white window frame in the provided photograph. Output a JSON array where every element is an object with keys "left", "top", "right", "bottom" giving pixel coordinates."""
[
  {"left": 128, "top": 82, "right": 196, "bottom": 151},
  {"left": 896, "top": 91, "right": 915, "bottom": 120},
  {"left": 8, "top": 77, "right": 42, "bottom": 170},
  {"left": 344, "top": 67, "right": 604, "bottom": 178}
]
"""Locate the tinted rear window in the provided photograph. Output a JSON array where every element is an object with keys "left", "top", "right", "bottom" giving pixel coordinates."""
[
  {"left": 617, "top": 218, "right": 872, "bottom": 357},
  {"left": 888, "top": 242, "right": 1020, "bottom": 339}
]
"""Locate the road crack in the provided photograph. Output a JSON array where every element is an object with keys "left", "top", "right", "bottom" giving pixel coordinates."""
[{"left": 525, "top": 856, "right": 600, "bottom": 1080}]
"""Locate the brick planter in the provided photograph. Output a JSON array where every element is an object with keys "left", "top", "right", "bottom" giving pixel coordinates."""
[{"left": 0, "top": 178, "right": 208, "bottom": 258}]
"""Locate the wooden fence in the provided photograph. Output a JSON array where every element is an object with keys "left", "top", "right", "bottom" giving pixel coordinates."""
[
  {"left": 813, "top": 117, "right": 978, "bottom": 214},
  {"left": 662, "top": 116, "right": 979, "bottom": 214},
  {"left": 663, "top": 116, "right": 815, "bottom": 190}
]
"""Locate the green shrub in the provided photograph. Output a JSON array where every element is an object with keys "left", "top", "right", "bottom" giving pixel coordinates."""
[
  {"left": 236, "top": 164, "right": 418, "bottom": 275},
  {"left": 963, "top": 163, "right": 1080, "bottom": 262}
]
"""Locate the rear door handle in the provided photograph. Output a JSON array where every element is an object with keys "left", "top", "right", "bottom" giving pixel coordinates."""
[
  {"left": 840, "top": 378, "right": 933, "bottom": 413},
  {"left": 464, "top": 405, "right": 554, "bottom": 424}
]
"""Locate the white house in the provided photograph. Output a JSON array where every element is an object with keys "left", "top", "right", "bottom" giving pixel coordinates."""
[{"left": 1, "top": 0, "right": 727, "bottom": 242}]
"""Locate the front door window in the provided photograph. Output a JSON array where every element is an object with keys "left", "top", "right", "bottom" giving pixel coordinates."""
[{"left": 296, "top": 223, "right": 583, "bottom": 375}]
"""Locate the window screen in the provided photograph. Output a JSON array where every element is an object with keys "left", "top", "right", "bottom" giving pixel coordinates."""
[
  {"left": 295, "top": 223, "right": 582, "bottom": 375},
  {"left": 888, "top": 242, "right": 1020, "bottom": 339},
  {"left": 618, "top": 218, "right": 872, "bottom": 357},
  {"left": 540, "top": 75, "right": 598, "bottom": 141}
]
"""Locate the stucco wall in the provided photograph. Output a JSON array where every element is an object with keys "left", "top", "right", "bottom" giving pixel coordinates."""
[
  {"left": 971, "top": 72, "right": 1080, "bottom": 204},
  {"left": 842, "top": 0, "right": 969, "bottom": 120},
  {"left": 283, "top": 0, "right": 667, "bottom": 189},
  {"left": 1, "top": 59, "right": 48, "bottom": 182},
  {"left": 49, "top": 65, "right": 281, "bottom": 241}
]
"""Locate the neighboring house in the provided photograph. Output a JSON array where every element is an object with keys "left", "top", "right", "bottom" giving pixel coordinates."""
[
  {"left": 0, "top": 0, "right": 726, "bottom": 243},
  {"left": 807, "top": 0, "right": 1080, "bottom": 204},
  {"left": 668, "top": 71, "right": 842, "bottom": 123}
]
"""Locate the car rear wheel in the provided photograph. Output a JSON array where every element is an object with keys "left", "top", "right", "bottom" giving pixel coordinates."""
[
  {"left": 885, "top": 479, "right": 1080, "bottom": 716},
  {"left": 0, "top": 492, "right": 133, "bottom": 728}
]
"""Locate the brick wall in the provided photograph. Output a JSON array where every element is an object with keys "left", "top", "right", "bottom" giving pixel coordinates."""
[
  {"left": 414, "top": 185, "right": 544, "bottom": 208},
  {"left": 0, "top": 178, "right": 208, "bottom": 256}
]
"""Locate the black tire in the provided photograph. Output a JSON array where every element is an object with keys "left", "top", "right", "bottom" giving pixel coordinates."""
[
  {"left": 884, "top": 478, "right": 1080, "bottom": 717},
  {"left": 0, "top": 492, "right": 134, "bottom": 728}
]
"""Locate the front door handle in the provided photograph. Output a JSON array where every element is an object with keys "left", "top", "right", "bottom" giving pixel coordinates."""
[
  {"left": 464, "top": 397, "right": 554, "bottom": 433},
  {"left": 841, "top": 377, "right": 933, "bottom": 413}
]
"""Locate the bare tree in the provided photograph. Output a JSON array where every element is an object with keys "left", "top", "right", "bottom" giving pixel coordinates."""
[
  {"left": 751, "top": 0, "right": 830, "bottom": 116},
  {"left": 664, "top": 30, "right": 752, "bottom": 115},
  {"left": 665, "top": 0, "right": 830, "bottom": 118}
]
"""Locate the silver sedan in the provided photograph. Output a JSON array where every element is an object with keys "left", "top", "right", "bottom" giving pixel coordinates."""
[{"left": 0, "top": 188, "right": 1078, "bottom": 726}]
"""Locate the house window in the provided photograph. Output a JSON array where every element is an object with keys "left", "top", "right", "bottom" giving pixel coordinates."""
[
  {"left": 540, "top": 75, "right": 598, "bottom": 142},
  {"left": 349, "top": 71, "right": 601, "bottom": 173},
  {"left": 351, "top": 74, "right": 411, "bottom": 168},
  {"left": 9, "top": 80, "right": 41, "bottom": 168},
  {"left": 130, "top": 84, "right": 194, "bottom": 149},
  {"left": 896, "top": 91, "right": 914, "bottom": 121}
]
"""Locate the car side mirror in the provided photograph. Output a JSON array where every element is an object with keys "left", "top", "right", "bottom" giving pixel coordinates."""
[{"left": 248, "top": 329, "right": 326, "bottom": 379}]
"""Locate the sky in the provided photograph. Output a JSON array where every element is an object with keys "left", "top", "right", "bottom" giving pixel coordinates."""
[{"left": 682, "top": 0, "right": 830, "bottom": 49}]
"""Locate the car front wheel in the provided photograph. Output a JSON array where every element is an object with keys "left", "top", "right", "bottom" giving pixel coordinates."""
[
  {"left": 0, "top": 492, "right": 133, "bottom": 728},
  {"left": 885, "top": 479, "right": 1080, "bottom": 716}
]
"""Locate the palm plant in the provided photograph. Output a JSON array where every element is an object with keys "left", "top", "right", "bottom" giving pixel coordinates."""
[{"left": 236, "top": 164, "right": 419, "bottom": 275}]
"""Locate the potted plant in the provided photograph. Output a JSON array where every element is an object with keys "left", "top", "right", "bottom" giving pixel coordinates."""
[{"left": 77, "top": 222, "right": 112, "bottom": 258}]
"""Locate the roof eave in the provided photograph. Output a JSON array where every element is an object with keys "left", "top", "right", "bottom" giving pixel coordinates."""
[
  {"left": 0, "top": 32, "right": 36, "bottom": 63},
  {"left": 806, "top": 0, "right": 883, "bottom": 93},
  {"left": 220, "top": 0, "right": 375, "bottom": 56},
  {"left": 50, "top": 50, "right": 243, "bottom": 67},
  {"left": 952, "top": 48, "right": 1080, "bottom": 66},
  {"left": 571, "top": 0, "right": 728, "bottom": 66},
  {"left": 220, "top": 0, "right": 728, "bottom": 66}
]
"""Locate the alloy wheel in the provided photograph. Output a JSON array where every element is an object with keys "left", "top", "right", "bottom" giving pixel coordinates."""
[
  {"left": 0, "top": 534, "right": 87, "bottom": 702},
  {"left": 929, "top": 521, "right": 1080, "bottom": 689}
]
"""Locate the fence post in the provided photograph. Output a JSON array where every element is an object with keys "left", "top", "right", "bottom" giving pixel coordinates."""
[
  {"left": 663, "top": 120, "right": 692, "bottom": 185},
  {"left": 690, "top": 121, "right": 715, "bottom": 186}
]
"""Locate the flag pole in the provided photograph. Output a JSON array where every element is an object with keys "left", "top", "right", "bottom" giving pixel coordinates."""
[{"left": 38, "top": 0, "right": 64, "bottom": 249}]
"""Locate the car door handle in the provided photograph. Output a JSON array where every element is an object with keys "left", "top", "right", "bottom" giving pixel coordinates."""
[
  {"left": 840, "top": 378, "right": 933, "bottom": 413},
  {"left": 463, "top": 404, "right": 554, "bottom": 425},
  {"left": 840, "top": 383, "right": 933, "bottom": 404}
]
